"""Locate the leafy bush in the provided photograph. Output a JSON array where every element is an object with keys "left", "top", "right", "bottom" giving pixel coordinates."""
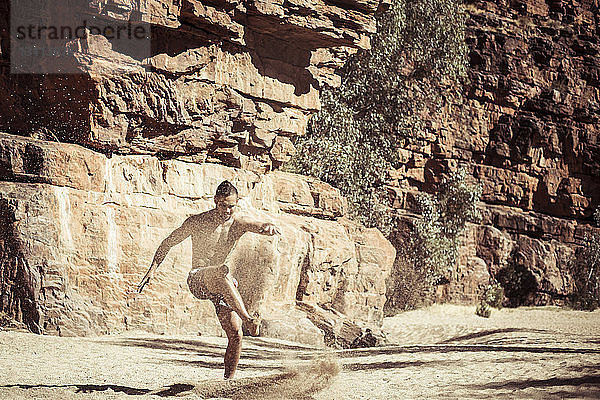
[
  {"left": 474, "top": 281, "right": 504, "bottom": 318},
  {"left": 482, "top": 281, "right": 504, "bottom": 309},
  {"left": 286, "top": 0, "right": 468, "bottom": 233},
  {"left": 386, "top": 168, "right": 482, "bottom": 312},
  {"left": 412, "top": 168, "right": 482, "bottom": 283},
  {"left": 568, "top": 206, "right": 600, "bottom": 311},
  {"left": 475, "top": 301, "right": 491, "bottom": 318}
]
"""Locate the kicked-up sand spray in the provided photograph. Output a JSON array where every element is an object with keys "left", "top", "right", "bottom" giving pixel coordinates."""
[{"left": 150, "top": 357, "right": 340, "bottom": 399}]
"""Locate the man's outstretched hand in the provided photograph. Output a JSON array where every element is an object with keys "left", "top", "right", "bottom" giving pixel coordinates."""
[{"left": 260, "top": 223, "right": 280, "bottom": 236}]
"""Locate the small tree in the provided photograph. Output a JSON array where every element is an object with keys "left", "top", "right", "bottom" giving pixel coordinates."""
[
  {"left": 475, "top": 281, "right": 504, "bottom": 318},
  {"left": 386, "top": 168, "right": 482, "bottom": 312},
  {"left": 475, "top": 302, "right": 491, "bottom": 318},
  {"left": 286, "top": 0, "right": 468, "bottom": 233}
]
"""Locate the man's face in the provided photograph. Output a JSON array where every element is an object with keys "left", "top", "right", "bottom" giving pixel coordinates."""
[{"left": 214, "top": 194, "right": 238, "bottom": 221}]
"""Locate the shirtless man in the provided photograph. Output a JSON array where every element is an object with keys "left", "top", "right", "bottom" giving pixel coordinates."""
[{"left": 136, "top": 180, "right": 279, "bottom": 379}]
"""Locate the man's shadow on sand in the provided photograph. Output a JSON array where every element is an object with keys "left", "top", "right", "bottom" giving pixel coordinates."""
[{"left": 1, "top": 383, "right": 194, "bottom": 397}]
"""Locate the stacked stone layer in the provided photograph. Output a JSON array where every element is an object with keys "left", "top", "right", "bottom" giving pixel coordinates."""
[{"left": 0, "top": 0, "right": 383, "bottom": 172}]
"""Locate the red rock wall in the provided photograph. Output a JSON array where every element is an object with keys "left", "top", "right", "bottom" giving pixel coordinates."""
[{"left": 388, "top": 0, "right": 600, "bottom": 305}]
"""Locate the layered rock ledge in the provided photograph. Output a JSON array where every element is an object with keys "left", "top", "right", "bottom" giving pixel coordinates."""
[{"left": 0, "top": 0, "right": 384, "bottom": 172}]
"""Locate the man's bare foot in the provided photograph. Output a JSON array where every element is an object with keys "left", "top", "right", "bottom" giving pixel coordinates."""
[{"left": 242, "top": 317, "right": 261, "bottom": 337}]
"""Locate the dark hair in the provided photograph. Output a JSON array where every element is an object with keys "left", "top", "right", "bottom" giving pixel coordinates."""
[{"left": 215, "top": 180, "right": 238, "bottom": 198}]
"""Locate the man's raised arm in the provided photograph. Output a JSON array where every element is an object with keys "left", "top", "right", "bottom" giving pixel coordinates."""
[
  {"left": 137, "top": 218, "right": 194, "bottom": 293},
  {"left": 238, "top": 216, "right": 280, "bottom": 236}
]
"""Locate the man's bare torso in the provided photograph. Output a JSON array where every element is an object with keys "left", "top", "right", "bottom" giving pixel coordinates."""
[{"left": 186, "top": 210, "right": 247, "bottom": 269}]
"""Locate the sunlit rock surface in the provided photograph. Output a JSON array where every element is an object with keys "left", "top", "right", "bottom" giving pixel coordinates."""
[
  {"left": 0, "top": 133, "right": 395, "bottom": 342},
  {"left": 0, "top": 0, "right": 393, "bottom": 343},
  {"left": 0, "top": 0, "right": 382, "bottom": 172}
]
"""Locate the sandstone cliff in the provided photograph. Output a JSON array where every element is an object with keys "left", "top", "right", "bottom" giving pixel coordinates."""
[
  {"left": 0, "top": 0, "right": 382, "bottom": 172},
  {"left": 1, "top": 0, "right": 598, "bottom": 342},
  {"left": 0, "top": 133, "right": 395, "bottom": 342}
]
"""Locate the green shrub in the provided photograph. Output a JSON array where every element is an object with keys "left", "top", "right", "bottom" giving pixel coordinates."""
[
  {"left": 385, "top": 168, "right": 482, "bottom": 312},
  {"left": 285, "top": 0, "right": 471, "bottom": 312},
  {"left": 568, "top": 206, "right": 600, "bottom": 311},
  {"left": 483, "top": 281, "right": 504, "bottom": 309},
  {"left": 474, "top": 281, "right": 504, "bottom": 318},
  {"left": 475, "top": 301, "right": 491, "bottom": 318},
  {"left": 411, "top": 169, "right": 483, "bottom": 285}
]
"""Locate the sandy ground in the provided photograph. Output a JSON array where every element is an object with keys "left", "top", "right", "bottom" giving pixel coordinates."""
[{"left": 1, "top": 305, "right": 599, "bottom": 399}]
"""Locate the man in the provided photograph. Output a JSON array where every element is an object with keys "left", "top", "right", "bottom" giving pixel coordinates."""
[{"left": 137, "top": 180, "right": 279, "bottom": 379}]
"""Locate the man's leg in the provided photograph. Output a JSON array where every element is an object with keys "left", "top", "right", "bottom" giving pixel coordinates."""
[
  {"left": 216, "top": 306, "right": 243, "bottom": 379},
  {"left": 199, "top": 265, "right": 253, "bottom": 322},
  {"left": 188, "top": 266, "right": 260, "bottom": 336}
]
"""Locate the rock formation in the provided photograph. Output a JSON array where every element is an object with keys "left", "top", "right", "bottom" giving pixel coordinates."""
[
  {"left": 0, "top": 0, "right": 382, "bottom": 172},
  {"left": 0, "top": 0, "right": 396, "bottom": 344},
  {"left": 0, "top": 133, "right": 395, "bottom": 342},
  {"left": 1, "top": 0, "right": 598, "bottom": 342}
]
